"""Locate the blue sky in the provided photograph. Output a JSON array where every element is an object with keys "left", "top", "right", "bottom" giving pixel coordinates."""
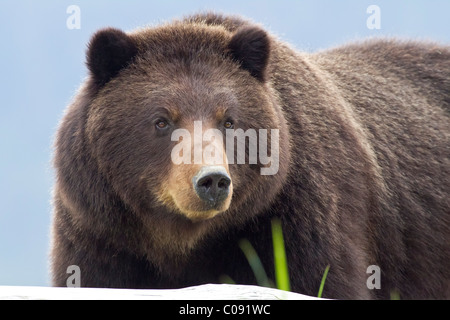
[{"left": 0, "top": 0, "right": 449, "bottom": 286}]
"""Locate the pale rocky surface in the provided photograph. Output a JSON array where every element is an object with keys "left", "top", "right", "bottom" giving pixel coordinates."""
[{"left": 0, "top": 284, "right": 321, "bottom": 300}]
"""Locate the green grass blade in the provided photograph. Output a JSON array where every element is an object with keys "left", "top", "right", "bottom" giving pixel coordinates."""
[
  {"left": 219, "top": 274, "right": 236, "bottom": 285},
  {"left": 317, "top": 264, "right": 330, "bottom": 298},
  {"left": 238, "top": 239, "right": 272, "bottom": 288},
  {"left": 271, "top": 218, "right": 291, "bottom": 291},
  {"left": 390, "top": 289, "right": 401, "bottom": 300}
]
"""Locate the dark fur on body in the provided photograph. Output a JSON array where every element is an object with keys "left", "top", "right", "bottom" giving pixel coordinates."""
[{"left": 51, "top": 13, "right": 450, "bottom": 299}]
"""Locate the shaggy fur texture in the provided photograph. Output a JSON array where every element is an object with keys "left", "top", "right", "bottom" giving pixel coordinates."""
[{"left": 51, "top": 13, "right": 450, "bottom": 299}]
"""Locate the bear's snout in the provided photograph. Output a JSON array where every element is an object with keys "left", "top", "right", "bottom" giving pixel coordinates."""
[{"left": 193, "top": 166, "right": 231, "bottom": 208}]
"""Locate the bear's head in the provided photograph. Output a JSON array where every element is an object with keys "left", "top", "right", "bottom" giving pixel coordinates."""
[{"left": 84, "top": 22, "right": 290, "bottom": 234}]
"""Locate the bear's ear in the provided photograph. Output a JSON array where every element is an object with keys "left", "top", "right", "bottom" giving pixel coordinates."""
[
  {"left": 228, "top": 26, "right": 270, "bottom": 82},
  {"left": 86, "top": 28, "right": 138, "bottom": 88}
]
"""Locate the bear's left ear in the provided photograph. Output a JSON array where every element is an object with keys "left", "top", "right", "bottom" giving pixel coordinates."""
[
  {"left": 86, "top": 27, "right": 138, "bottom": 88},
  {"left": 228, "top": 26, "right": 270, "bottom": 82}
]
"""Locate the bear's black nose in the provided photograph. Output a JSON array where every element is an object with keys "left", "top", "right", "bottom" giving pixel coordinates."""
[{"left": 193, "top": 166, "right": 231, "bottom": 207}]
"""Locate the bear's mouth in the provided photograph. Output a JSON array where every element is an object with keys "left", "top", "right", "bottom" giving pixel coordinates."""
[
  {"left": 180, "top": 208, "right": 223, "bottom": 222},
  {"left": 172, "top": 194, "right": 232, "bottom": 222},
  {"left": 155, "top": 184, "right": 232, "bottom": 222}
]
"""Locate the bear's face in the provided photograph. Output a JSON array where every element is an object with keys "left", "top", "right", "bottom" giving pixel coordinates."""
[{"left": 84, "top": 24, "right": 290, "bottom": 227}]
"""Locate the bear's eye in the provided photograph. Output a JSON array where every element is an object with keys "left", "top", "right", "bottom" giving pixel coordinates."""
[
  {"left": 224, "top": 120, "right": 234, "bottom": 129},
  {"left": 155, "top": 120, "right": 169, "bottom": 130}
]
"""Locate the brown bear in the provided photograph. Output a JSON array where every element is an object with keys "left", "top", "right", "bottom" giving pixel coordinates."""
[{"left": 50, "top": 13, "right": 450, "bottom": 299}]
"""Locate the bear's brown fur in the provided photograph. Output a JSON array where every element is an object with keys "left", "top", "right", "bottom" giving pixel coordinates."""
[{"left": 51, "top": 13, "right": 450, "bottom": 299}]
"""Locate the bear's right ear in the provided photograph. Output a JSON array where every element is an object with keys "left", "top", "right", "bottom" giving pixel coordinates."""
[
  {"left": 228, "top": 26, "right": 270, "bottom": 82},
  {"left": 86, "top": 28, "right": 138, "bottom": 88}
]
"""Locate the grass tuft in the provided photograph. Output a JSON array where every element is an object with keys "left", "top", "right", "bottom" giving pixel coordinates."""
[
  {"left": 236, "top": 218, "right": 330, "bottom": 298},
  {"left": 317, "top": 264, "right": 330, "bottom": 298},
  {"left": 390, "top": 289, "right": 401, "bottom": 300},
  {"left": 238, "top": 239, "right": 273, "bottom": 288},
  {"left": 271, "top": 218, "right": 291, "bottom": 291}
]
